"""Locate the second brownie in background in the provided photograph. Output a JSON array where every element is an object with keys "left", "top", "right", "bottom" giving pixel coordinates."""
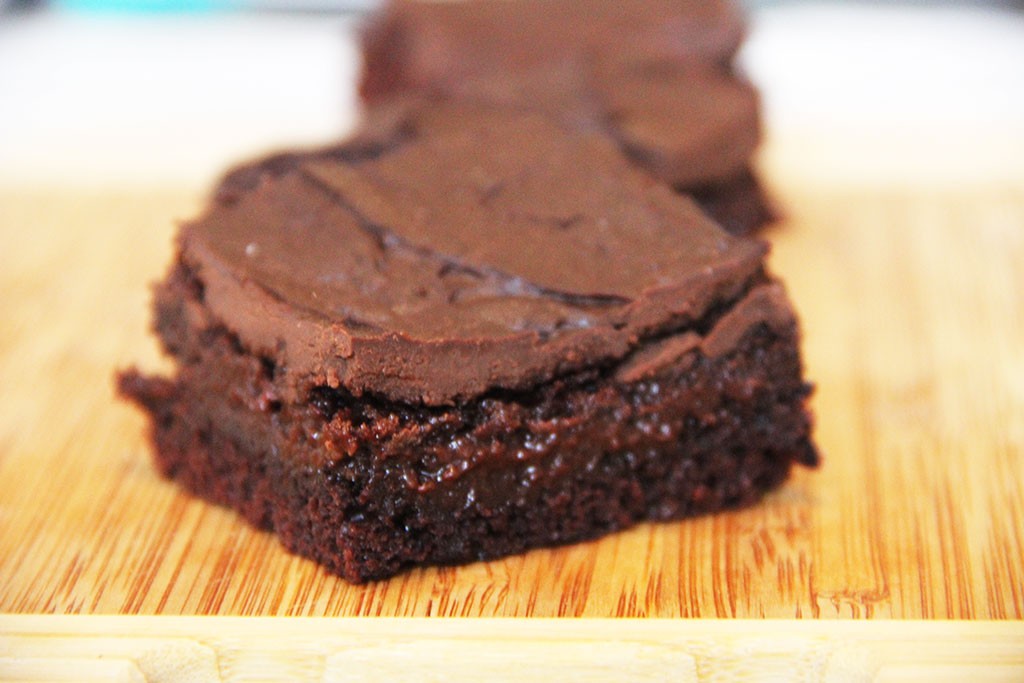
[{"left": 358, "top": 0, "right": 774, "bottom": 235}]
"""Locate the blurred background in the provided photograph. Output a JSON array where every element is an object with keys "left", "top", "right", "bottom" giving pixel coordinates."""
[{"left": 1, "top": 0, "right": 1023, "bottom": 189}]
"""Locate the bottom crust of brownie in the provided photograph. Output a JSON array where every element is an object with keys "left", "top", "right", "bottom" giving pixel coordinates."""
[{"left": 120, "top": 291, "right": 815, "bottom": 582}]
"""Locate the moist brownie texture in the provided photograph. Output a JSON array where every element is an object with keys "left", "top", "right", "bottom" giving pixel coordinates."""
[
  {"left": 357, "top": 0, "right": 773, "bottom": 234},
  {"left": 120, "top": 115, "right": 816, "bottom": 582}
]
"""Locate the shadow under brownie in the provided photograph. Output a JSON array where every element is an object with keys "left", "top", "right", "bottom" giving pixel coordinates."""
[{"left": 120, "top": 114, "right": 816, "bottom": 582}]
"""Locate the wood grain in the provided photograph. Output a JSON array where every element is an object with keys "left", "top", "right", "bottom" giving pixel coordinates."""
[
  {"left": 0, "top": 172, "right": 1022, "bottom": 619},
  {"left": 2, "top": 617, "right": 1023, "bottom": 682}
]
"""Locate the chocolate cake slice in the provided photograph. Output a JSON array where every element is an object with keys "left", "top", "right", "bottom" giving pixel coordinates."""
[
  {"left": 357, "top": 0, "right": 773, "bottom": 234},
  {"left": 120, "top": 115, "right": 816, "bottom": 583}
]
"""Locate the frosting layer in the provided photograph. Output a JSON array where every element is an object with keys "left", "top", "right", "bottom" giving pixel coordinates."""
[
  {"left": 184, "top": 115, "right": 769, "bottom": 405},
  {"left": 358, "top": 0, "right": 759, "bottom": 190},
  {"left": 359, "top": 0, "right": 747, "bottom": 101}
]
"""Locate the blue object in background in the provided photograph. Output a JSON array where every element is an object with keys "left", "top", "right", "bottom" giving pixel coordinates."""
[
  {"left": 55, "top": 0, "right": 219, "bottom": 10},
  {"left": 49, "top": 0, "right": 380, "bottom": 12}
]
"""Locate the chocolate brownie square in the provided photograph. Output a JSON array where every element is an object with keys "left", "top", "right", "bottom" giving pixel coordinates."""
[
  {"left": 120, "top": 114, "right": 816, "bottom": 582},
  {"left": 359, "top": 0, "right": 747, "bottom": 101},
  {"left": 357, "top": 0, "right": 773, "bottom": 234}
]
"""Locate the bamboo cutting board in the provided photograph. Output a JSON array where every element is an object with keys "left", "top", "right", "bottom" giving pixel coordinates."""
[{"left": 1, "top": 138, "right": 1023, "bottom": 675}]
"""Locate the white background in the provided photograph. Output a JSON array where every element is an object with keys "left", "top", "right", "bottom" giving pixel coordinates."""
[{"left": 1, "top": 3, "right": 1023, "bottom": 187}]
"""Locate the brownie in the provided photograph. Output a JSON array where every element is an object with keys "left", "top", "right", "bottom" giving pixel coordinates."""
[
  {"left": 359, "top": 0, "right": 747, "bottom": 102},
  {"left": 357, "top": 0, "right": 773, "bottom": 234},
  {"left": 120, "top": 114, "right": 816, "bottom": 583}
]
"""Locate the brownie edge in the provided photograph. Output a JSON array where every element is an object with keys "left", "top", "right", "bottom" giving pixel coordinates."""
[
  {"left": 119, "top": 113, "right": 817, "bottom": 582},
  {"left": 120, "top": 263, "right": 817, "bottom": 583}
]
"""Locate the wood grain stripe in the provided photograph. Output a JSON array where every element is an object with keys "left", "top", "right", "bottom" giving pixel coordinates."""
[{"left": 0, "top": 183, "right": 1022, "bottom": 619}]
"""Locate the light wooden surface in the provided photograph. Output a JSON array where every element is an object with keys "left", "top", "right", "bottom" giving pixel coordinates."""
[
  {"left": 0, "top": 160, "right": 1022, "bottom": 623},
  {"left": 1, "top": 617, "right": 1022, "bottom": 682}
]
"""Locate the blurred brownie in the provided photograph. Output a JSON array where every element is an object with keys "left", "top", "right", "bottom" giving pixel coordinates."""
[
  {"left": 357, "top": 0, "right": 774, "bottom": 234},
  {"left": 120, "top": 114, "right": 816, "bottom": 582},
  {"left": 359, "top": 0, "right": 747, "bottom": 101}
]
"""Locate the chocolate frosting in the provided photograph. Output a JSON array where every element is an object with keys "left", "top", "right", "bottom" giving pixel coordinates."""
[
  {"left": 359, "top": 0, "right": 747, "bottom": 102},
  {"left": 593, "top": 64, "right": 760, "bottom": 187},
  {"left": 357, "top": 0, "right": 760, "bottom": 192},
  {"left": 184, "top": 115, "right": 769, "bottom": 405},
  {"left": 356, "top": 64, "right": 760, "bottom": 193}
]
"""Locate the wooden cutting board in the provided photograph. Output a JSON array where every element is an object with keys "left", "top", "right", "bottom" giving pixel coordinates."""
[{"left": 0, "top": 143, "right": 1022, "bottom": 675}]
